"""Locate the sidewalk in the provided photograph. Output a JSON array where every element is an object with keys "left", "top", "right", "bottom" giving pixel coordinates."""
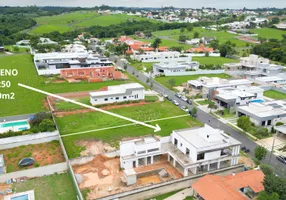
[{"left": 164, "top": 188, "right": 193, "bottom": 200}]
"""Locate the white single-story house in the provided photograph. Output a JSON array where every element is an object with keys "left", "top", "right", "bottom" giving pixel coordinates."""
[
  {"left": 89, "top": 83, "right": 145, "bottom": 105},
  {"left": 153, "top": 61, "right": 199, "bottom": 76}
]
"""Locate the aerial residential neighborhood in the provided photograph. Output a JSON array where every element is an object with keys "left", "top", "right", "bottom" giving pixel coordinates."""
[{"left": 0, "top": 1, "right": 286, "bottom": 200}]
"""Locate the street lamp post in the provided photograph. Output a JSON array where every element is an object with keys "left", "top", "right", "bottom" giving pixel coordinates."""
[{"left": 269, "top": 132, "right": 277, "bottom": 164}]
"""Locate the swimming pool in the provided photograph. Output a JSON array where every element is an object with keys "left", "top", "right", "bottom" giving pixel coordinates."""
[
  {"left": 0, "top": 120, "right": 30, "bottom": 133},
  {"left": 11, "top": 194, "right": 29, "bottom": 200},
  {"left": 0, "top": 121, "right": 28, "bottom": 128},
  {"left": 250, "top": 99, "right": 264, "bottom": 103}
]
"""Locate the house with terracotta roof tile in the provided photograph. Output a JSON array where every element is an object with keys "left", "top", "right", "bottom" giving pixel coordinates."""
[
  {"left": 186, "top": 44, "right": 214, "bottom": 53},
  {"left": 192, "top": 170, "right": 264, "bottom": 200}
]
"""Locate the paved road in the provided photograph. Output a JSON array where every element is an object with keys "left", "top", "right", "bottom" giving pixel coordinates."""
[{"left": 114, "top": 57, "right": 286, "bottom": 177}]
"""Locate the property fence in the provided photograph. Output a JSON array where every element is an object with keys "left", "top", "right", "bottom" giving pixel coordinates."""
[
  {"left": 97, "top": 164, "right": 244, "bottom": 200},
  {"left": 0, "top": 131, "right": 59, "bottom": 150},
  {"left": 68, "top": 161, "right": 84, "bottom": 200},
  {"left": 70, "top": 156, "right": 96, "bottom": 166},
  {"left": 0, "top": 162, "right": 67, "bottom": 183},
  {"left": 164, "top": 69, "right": 225, "bottom": 76}
]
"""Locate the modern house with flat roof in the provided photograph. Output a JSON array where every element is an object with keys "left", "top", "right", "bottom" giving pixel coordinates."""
[
  {"left": 237, "top": 100, "right": 286, "bottom": 128},
  {"left": 131, "top": 51, "right": 192, "bottom": 63},
  {"left": 255, "top": 75, "right": 286, "bottom": 85},
  {"left": 188, "top": 77, "right": 253, "bottom": 99},
  {"left": 89, "top": 83, "right": 144, "bottom": 105},
  {"left": 120, "top": 124, "right": 241, "bottom": 177},
  {"left": 192, "top": 170, "right": 264, "bottom": 200},
  {"left": 153, "top": 61, "right": 199, "bottom": 76},
  {"left": 214, "top": 86, "right": 264, "bottom": 108},
  {"left": 34, "top": 52, "right": 113, "bottom": 75}
]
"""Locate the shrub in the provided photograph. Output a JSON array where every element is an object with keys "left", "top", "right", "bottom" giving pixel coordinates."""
[
  {"left": 30, "top": 112, "right": 52, "bottom": 126},
  {"left": 275, "top": 122, "right": 284, "bottom": 126},
  {"left": 237, "top": 116, "right": 252, "bottom": 132},
  {"left": 39, "top": 119, "right": 56, "bottom": 132}
]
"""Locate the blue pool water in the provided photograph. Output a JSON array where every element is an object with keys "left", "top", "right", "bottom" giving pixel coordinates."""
[
  {"left": 250, "top": 99, "right": 264, "bottom": 103},
  {"left": 0, "top": 121, "right": 28, "bottom": 128},
  {"left": 11, "top": 194, "right": 29, "bottom": 200}
]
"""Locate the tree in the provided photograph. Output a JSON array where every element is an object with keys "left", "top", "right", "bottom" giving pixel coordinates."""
[
  {"left": 210, "top": 40, "right": 219, "bottom": 49},
  {"left": 254, "top": 146, "right": 267, "bottom": 161},
  {"left": 271, "top": 17, "right": 280, "bottom": 24},
  {"left": 30, "top": 112, "right": 51, "bottom": 126},
  {"left": 207, "top": 101, "right": 217, "bottom": 110},
  {"left": 151, "top": 38, "right": 162, "bottom": 50},
  {"left": 189, "top": 107, "right": 197, "bottom": 117},
  {"left": 39, "top": 119, "right": 56, "bottom": 132},
  {"left": 219, "top": 41, "right": 236, "bottom": 57},
  {"left": 263, "top": 174, "right": 286, "bottom": 200},
  {"left": 258, "top": 191, "right": 279, "bottom": 200},
  {"left": 193, "top": 32, "right": 200, "bottom": 38},
  {"left": 179, "top": 35, "right": 188, "bottom": 43},
  {"left": 187, "top": 24, "right": 193, "bottom": 32},
  {"left": 260, "top": 164, "right": 274, "bottom": 176},
  {"left": 180, "top": 27, "right": 185, "bottom": 33},
  {"left": 237, "top": 116, "right": 252, "bottom": 132}
]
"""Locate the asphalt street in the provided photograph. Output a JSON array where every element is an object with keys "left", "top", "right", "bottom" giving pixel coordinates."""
[{"left": 115, "top": 57, "right": 286, "bottom": 177}]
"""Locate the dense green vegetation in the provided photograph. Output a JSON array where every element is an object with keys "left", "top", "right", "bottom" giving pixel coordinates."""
[
  {"left": 252, "top": 36, "right": 286, "bottom": 64},
  {"left": 56, "top": 101, "right": 202, "bottom": 158},
  {"left": 13, "top": 173, "right": 77, "bottom": 200}
]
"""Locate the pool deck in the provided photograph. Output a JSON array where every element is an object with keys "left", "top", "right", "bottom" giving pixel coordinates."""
[
  {"left": 4, "top": 190, "right": 35, "bottom": 200},
  {"left": 0, "top": 119, "right": 30, "bottom": 134}
]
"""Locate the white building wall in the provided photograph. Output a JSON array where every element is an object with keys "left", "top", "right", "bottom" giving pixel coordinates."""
[
  {"left": 204, "top": 150, "right": 221, "bottom": 160},
  {"left": 120, "top": 142, "right": 135, "bottom": 157},
  {"left": 90, "top": 89, "right": 144, "bottom": 105}
]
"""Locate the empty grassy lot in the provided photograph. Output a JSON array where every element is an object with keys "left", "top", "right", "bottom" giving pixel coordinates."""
[
  {"left": 56, "top": 101, "right": 202, "bottom": 158},
  {"left": 12, "top": 173, "right": 77, "bottom": 200},
  {"left": 192, "top": 57, "right": 239, "bottom": 65},
  {"left": 0, "top": 141, "right": 65, "bottom": 173},
  {"left": 263, "top": 90, "right": 286, "bottom": 100},
  {"left": 30, "top": 12, "right": 155, "bottom": 34},
  {"left": 0, "top": 54, "right": 144, "bottom": 117},
  {"left": 152, "top": 27, "right": 249, "bottom": 47},
  {"left": 250, "top": 28, "right": 286, "bottom": 40},
  {"left": 155, "top": 73, "right": 231, "bottom": 90}
]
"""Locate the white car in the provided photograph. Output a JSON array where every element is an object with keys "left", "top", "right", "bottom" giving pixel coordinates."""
[
  {"left": 163, "top": 94, "right": 168, "bottom": 98},
  {"left": 181, "top": 106, "right": 189, "bottom": 112},
  {"left": 175, "top": 93, "right": 182, "bottom": 98},
  {"left": 172, "top": 100, "right": 180, "bottom": 106},
  {"left": 181, "top": 96, "right": 188, "bottom": 101}
]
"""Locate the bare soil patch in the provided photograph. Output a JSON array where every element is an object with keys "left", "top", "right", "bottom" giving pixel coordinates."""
[{"left": 76, "top": 140, "right": 116, "bottom": 156}]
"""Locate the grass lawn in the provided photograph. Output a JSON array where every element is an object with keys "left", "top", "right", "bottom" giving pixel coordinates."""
[
  {"left": 140, "top": 38, "right": 193, "bottom": 50},
  {"left": 263, "top": 90, "right": 286, "bottom": 100},
  {"left": 153, "top": 27, "right": 249, "bottom": 47},
  {"left": 30, "top": 12, "right": 155, "bottom": 34},
  {"left": 145, "top": 190, "right": 182, "bottom": 200},
  {"left": 130, "top": 61, "right": 156, "bottom": 72},
  {"left": 155, "top": 73, "right": 231, "bottom": 90},
  {"left": 4, "top": 45, "right": 30, "bottom": 53},
  {"left": 192, "top": 57, "right": 239, "bottom": 65},
  {"left": 12, "top": 173, "right": 77, "bottom": 200},
  {"left": 250, "top": 28, "right": 286, "bottom": 40},
  {"left": 0, "top": 54, "right": 144, "bottom": 117},
  {"left": 56, "top": 101, "right": 202, "bottom": 158},
  {"left": 0, "top": 141, "right": 65, "bottom": 173},
  {"left": 197, "top": 100, "right": 212, "bottom": 105}
]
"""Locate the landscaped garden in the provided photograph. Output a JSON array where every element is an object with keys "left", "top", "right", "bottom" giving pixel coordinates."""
[
  {"left": 12, "top": 173, "right": 77, "bottom": 200},
  {"left": 0, "top": 54, "right": 145, "bottom": 117},
  {"left": 56, "top": 101, "right": 202, "bottom": 158},
  {"left": 155, "top": 73, "right": 231, "bottom": 90},
  {"left": 0, "top": 140, "right": 65, "bottom": 173},
  {"left": 263, "top": 90, "right": 286, "bottom": 100}
]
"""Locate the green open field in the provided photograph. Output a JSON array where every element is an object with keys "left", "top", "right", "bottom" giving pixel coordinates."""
[
  {"left": 140, "top": 38, "right": 193, "bottom": 50},
  {"left": 13, "top": 173, "right": 77, "bottom": 200},
  {"left": 0, "top": 54, "right": 143, "bottom": 117},
  {"left": 56, "top": 101, "right": 202, "bottom": 158},
  {"left": 263, "top": 90, "right": 286, "bottom": 100},
  {"left": 250, "top": 28, "right": 286, "bottom": 40},
  {"left": 155, "top": 73, "right": 232, "bottom": 90},
  {"left": 152, "top": 27, "right": 249, "bottom": 47},
  {"left": 192, "top": 57, "right": 239, "bottom": 65},
  {"left": 30, "top": 12, "right": 155, "bottom": 34}
]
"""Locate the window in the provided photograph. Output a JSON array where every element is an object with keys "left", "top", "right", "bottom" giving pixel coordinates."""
[
  {"left": 115, "top": 97, "right": 119, "bottom": 100},
  {"left": 197, "top": 153, "right": 205, "bottom": 160},
  {"left": 104, "top": 98, "right": 108, "bottom": 101},
  {"left": 174, "top": 138, "right": 178, "bottom": 146},
  {"left": 137, "top": 150, "right": 146, "bottom": 154},
  {"left": 123, "top": 96, "right": 127, "bottom": 99},
  {"left": 148, "top": 148, "right": 159, "bottom": 153},
  {"left": 180, "top": 143, "right": 183, "bottom": 147}
]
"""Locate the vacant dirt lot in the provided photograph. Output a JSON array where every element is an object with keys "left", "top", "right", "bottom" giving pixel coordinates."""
[
  {"left": 76, "top": 140, "right": 116, "bottom": 156},
  {"left": 0, "top": 141, "right": 65, "bottom": 173}
]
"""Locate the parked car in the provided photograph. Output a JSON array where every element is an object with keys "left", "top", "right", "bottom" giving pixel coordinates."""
[
  {"left": 186, "top": 99, "right": 192, "bottom": 105},
  {"left": 172, "top": 100, "right": 180, "bottom": 106},
  {"left": 181, "top": 106, "right": 189, "bottom": 112},
  {"left": 241, "top": 147, "right": 250, "bottom": 153},
  {"left": 181, "top": 96, "right": 188, "bottom": 102},
  {"left": 18, "top": 157, "right": 35, "bottom": 167},
  {"left": 175, "top": 93, "right": 182, "bottom": 98},
  {"left": 163, "top": 94, "right": 168, "bottom": 98},
  {"left": 276, "top": 155, "right": 286, "bottom": 164}
]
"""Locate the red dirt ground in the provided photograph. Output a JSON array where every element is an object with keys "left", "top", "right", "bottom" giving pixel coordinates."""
[{"left": 236, "top": 36, "right": 260, "bottom": 44}]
